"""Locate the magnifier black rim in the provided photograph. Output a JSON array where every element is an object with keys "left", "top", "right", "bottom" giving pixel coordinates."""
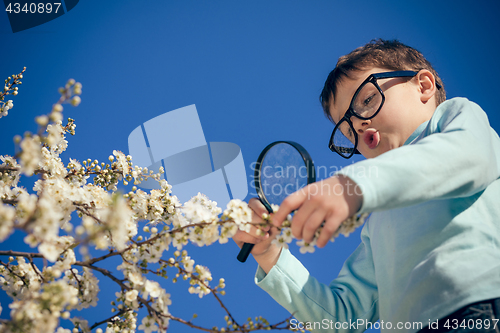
[{"left": 254, "top": 141, "right": 316, "bottom": 213}]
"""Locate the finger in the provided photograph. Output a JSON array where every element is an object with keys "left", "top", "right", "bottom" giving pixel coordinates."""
[
  {"left": 244, "top": 223, "right": 271, "bottom": 238},
  {"left": 288, "top": 197, "right": 318, "bottom": 240},
  {"left": 243, "top": 198, "right": 272, "bottom": 235},
  {"left": 267, "top": 225, "right": 281, "bottom": 239},
  {"left": 272, "top": 187, "right": 308, "bottom": 227},
  {"left": 301, "top": 209, "right": 327, "bottom": 244},
  {"left": 315, "top": 215, "right": 342, "bottom": 248},
  {"left": 248, "top": 198, "right": 269, "bottom": 218},
  {"left": 233, "top": 229, "right": 264, "bottom": 246}
]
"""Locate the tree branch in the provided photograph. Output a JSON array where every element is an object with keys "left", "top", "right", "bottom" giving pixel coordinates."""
[
  {"left": 89, "top": 309, "right": 128, "bottom": 330},
  {"left": 0, "top": 260, "right": 30, "bottom": 288},
  {"left": 0, "top": 250, "right": 44, "bottom": 259}
]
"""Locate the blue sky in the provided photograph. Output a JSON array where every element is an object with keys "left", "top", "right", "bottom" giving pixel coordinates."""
[{"left": 1, "top": 1, "right": 500, "bottom": 332}]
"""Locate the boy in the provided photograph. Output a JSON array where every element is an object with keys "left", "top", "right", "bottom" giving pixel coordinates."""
[{"left": 234, "top": 39, "right": 500, "bottom": 332}]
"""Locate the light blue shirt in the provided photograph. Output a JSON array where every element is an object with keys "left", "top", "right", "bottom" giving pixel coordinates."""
[{"left": 255, "top": 98, "right": 500, "bottom": 332}]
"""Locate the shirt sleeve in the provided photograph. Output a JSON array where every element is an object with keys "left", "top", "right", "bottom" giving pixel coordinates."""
[
  {"left": 337, "top": 98, "right": 500, "bottom": 214},
  {"left": 255, "top": 224, "right": 379, "bottom": 332}
]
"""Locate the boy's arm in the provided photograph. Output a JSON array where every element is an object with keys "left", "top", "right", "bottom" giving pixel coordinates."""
[
  {"left": 256, "top": 224, "right": 379, "bottom": 332},
  {"left": 337, "top": 98, "right": 500, "bottom": 213}
]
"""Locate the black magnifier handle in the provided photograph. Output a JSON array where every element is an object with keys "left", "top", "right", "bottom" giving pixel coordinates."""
[
  {"left": 237, "top": 242, "right": 255, "bottom": 262},
  {"left": 237, "top": 197, "right": 273, "bottom": 263}
]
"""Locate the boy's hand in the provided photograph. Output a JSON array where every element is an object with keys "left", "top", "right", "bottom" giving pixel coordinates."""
[
  {"left": 272, "top": 175, "right": 363, "bottom": 248},
  {"left": 233, "top": 198, "right": 282, "bottom": 273}
]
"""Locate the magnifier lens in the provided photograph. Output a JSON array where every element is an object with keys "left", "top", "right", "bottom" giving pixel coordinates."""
[
  {"left": 237, "top": 141, "right": 315, "bottom": 263},
  {"left": 259, "top": 143, "right": 309, "bottom": 209}
]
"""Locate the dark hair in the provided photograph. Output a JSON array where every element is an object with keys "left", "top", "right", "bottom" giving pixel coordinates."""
[{"left": 320, "top": 39, "right": 446, "bottom": 122}]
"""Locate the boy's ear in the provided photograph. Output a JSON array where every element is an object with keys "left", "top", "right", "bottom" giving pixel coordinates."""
[{"left": 416, "top": 70, "right": 437, "bottom": 104}]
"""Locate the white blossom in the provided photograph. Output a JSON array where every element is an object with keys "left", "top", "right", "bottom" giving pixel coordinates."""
[
  {"left": 63, "top": 268, "right": 99, "bottom": 310},
  {"left": 38, "top": 242, "right": 61, "bottom": 262},
  {"left": 182, "top": 255, "right": 195, "bottom": 273},
  {"left": 127, "top": 270, "right": 145, "bottom": 287},
  {"left": 223, "top": 199, "right": 252, "bottom": 232},
  {"left": 0, "top": 72, "right": 369, "bottom": 333},
  {"left": 71, "top": 317, "right": 90, "bottom": 333},
  {"left": 52, "top": 248, "right": 76, "bottom": 273},
  {"left": 45, "top": 122, "right": 68, "bottom": 154},
  {"left": 144, "top": 279, "right": 163, "bottom": 299},
  {"left": 338, "top": 213, "right": 369, "bottom": 237},
  {"left": 271, "top": 227, "right": 293, "bottom": 249},
  {"left": 0, "top": 100, "right": 13, "bottom": 118},
  {"left": 125, "top": 289, "right": 138, "bottom": 302},
  {"left": 297, "top": 239, "right": 316, "bottom": 254},
  {"left": 153, "top": 291, "right": 172, "bottom": 317},
  {"left": 19, "top": 136, "right": 42, "bottom": 176},
  {"left": 113, "top": 150, "right": 130, "bottom": 177},
  {"left": 101, "top": 194, "right": 136, "bottom": 251},
  {"left": 138, "top": 316, "right": 159, "bottom": 333},
  {"left": 0, "top": 203, "right": 15, "bottom": 241},
  {"left": 0, "top": 155, "right": 21, "bottom": 187}
]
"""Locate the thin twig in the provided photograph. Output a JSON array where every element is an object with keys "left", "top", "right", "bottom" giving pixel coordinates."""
[
  {"left": 27, "top": 255, "right": 44, "bottom": 282},
  {"left": 89, "top": 308, "right": 128, "bottom": 330},
  {"left": 158, "top": 257, "right": 240, "bottom": 327},
  {"left": 0, "top": 260, "right": 30, "bottom": 288}
]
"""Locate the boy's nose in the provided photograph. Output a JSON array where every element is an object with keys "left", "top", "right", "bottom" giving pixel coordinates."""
[{"left": 351, "top": 117, "right": 371, "bottom": 134}]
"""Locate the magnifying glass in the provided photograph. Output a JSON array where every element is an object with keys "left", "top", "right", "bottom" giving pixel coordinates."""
[{"left": 237, "top": 141, "right": 316, "bottom": 263}]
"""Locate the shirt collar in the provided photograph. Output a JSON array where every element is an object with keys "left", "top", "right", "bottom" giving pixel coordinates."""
[{"left": 404, "top": 121, "right": 429, "bottom": 146}]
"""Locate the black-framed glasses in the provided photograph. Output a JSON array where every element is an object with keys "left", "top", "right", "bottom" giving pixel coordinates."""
[{"left": 328, "top": 70, "right": 441, "bottom": 159}]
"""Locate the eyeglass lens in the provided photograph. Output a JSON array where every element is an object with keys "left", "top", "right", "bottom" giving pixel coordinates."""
[
  {"left": 352, "top": 81, "right": 383, "bottom": 118},
  {"left": 332, "top": 81, "right": 383, "bottom": 157}
]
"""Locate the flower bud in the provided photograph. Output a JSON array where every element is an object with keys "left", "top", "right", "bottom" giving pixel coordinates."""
[
  {"left": 35, "top": 115, "right": 49, "bottom": 126},
  {"left": 70, "top": 96, "right": 81, "bottom": 107},
  {"left": 74, "top": 84, "right": 82, "bottom": 95},
  {"left": 50, "top": 111, "right": 63, "bottom": 123},
  {"left": 52, "top": 103, "right": 63, "bottom": 112}
]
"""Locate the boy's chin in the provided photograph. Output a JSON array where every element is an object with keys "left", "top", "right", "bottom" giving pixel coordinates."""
[{"left": 361, "top": 147, "right": 388, "bottom": 159}]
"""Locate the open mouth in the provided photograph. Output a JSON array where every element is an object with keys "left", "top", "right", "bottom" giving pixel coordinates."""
[{"left": 363, "top": 128, "right": 380, "bottom": 149}]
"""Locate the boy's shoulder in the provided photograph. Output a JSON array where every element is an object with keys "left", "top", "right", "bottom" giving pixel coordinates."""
[
  {"left": 427, "top": 97, "right": 486, "bottom": 132},
  {"left": 435, "top": 97, "right": 473, "bottom": 112}
]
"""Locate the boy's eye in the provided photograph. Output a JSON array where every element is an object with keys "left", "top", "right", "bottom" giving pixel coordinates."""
[
  {"left": 354, "top": 82, "right": 381, "bottom": 115},
  {"left": 363, "top": 93, "right": 376, "bottom": 106}
]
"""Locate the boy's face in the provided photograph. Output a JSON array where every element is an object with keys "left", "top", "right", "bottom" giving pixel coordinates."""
[{"left": 329, "top": 67, "right": 435, "bottom": 159}]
